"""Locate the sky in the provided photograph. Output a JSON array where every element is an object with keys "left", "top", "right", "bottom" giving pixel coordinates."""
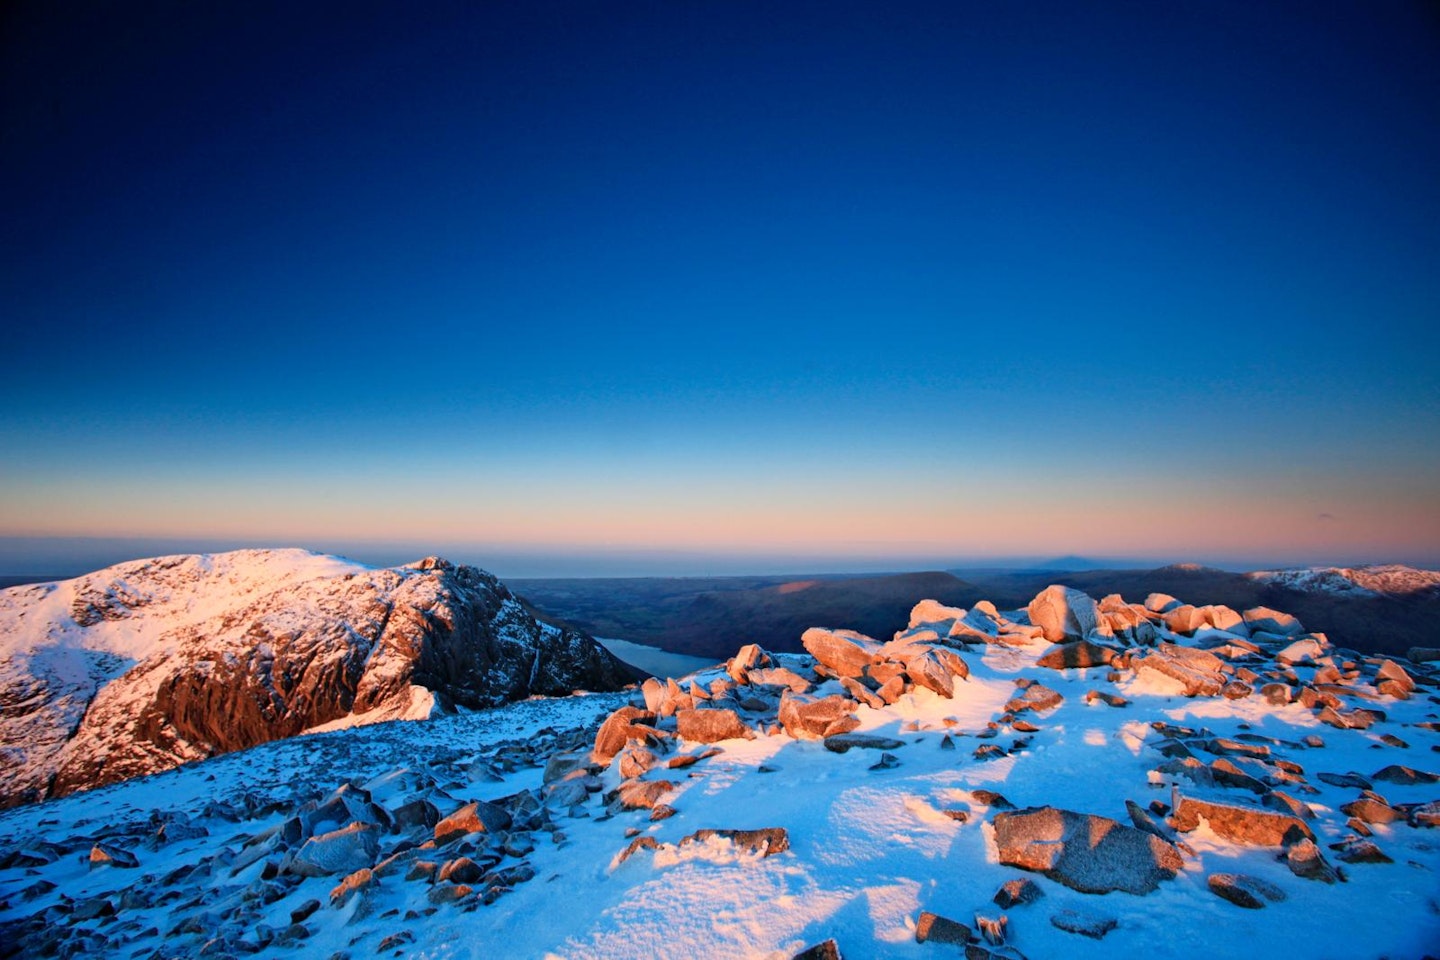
[{"left": 2, "top": 1, "right": 1438, "bottom": 577}]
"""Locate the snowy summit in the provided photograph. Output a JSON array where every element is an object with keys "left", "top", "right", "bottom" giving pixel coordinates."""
[{"left": 0, "top": 573, "right": 1438, "bottom": 958}]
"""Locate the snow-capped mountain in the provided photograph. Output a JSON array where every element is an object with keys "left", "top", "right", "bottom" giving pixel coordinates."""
[
  {"left": 0, "top": 549, "right": 633, "bottom": 809},
  {"left": 1, "top": 581, "right": 1436, "bottom": 959},
  {"left": 1247, "top": 564, "right": 1440, "bottom": 599}
]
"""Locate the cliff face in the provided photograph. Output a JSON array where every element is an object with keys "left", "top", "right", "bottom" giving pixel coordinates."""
[{"left": 0, "top": 550, "right": 633, "bottom": 807}]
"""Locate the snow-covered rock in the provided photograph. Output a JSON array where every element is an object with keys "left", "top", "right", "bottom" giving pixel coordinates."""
[
  {"left": 0, "top": 549, "right": 632, "bottom": 808},
  {"left": 1247, "top": 564, "right": 1440, "bottom": 598}
]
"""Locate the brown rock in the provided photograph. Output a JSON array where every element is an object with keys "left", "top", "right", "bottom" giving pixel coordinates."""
[
  {"left": 591, "top": 706, "right": 661, "bottom": 765},
  {"left": 791, "top": 939, "right": 841, "bottom": 960},
  {"left": 992, "top": 806, "right": 1181, "bottom": 894},
  {"left": 1027, "top": 585, "right": 1111, "bottom": 642},
  {"left": 433, "top": 801, "right": 512, "bottom": 845},
  {"left": 916, "top": 911, "right": 972, "bottom": 945},
  {"left": 1339, "top": 798, "right": 1404, "bottom": 824},
  {"left": 778, "top": 692, "right": 857, "bottom": 739},
  {"left": 801, "top": 627, "right": 881, "bottom": 677},
  {"left": 1371, "top": 764, "right": 1439, "bottom": 785},
  {"left": 612, "top": 779, "right": 677, "bottom": 811},
  {"left": 993, "top": 878, "right": 1044, "bottom": 908},
  {"left": 1036, "top": 640, "right": 1117, "bottom": 670},
  {"left": 1170, "top": 795, "right": 1314, "bottom": 846},
  {"left": 329, "top": 866, "right": 375, "bottom": 907},
  {"left": 840, "top": 676, "right": 884, "bottom": 710},
  {"left": 680, "top": 827, "right": 789, "bottom": 857},
  {"left": 675, "top": 708, "right": 753, "bottom": 744},
  {"left": 1285, "top": 838, "right": 1341, "bottom": 883},
  {"left": 1207, "top": 873, "right": 1286, "bottom": 909}
]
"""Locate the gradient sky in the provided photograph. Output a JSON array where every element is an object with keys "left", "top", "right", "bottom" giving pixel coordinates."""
[{"left": 2, "top": 1, "right": 1438, "bottom": 576}]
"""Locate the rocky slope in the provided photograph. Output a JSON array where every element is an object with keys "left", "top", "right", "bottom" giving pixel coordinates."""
[
  {"left": 1248, "top": 564, "right": 1440, "bottom": 599},
  {"left": 0, "top": 582, "right": 1436, "bottom": 959},
  {"left": 0, "top": 549, "right": 633, "bottom": 809}
]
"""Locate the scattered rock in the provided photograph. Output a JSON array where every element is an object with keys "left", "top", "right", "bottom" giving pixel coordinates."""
[
  {"left": 823, "top": 733, "right": 904, "bottom": 753},
  {"left": 434, "top": 801, "right": 512, "bottom": 844},
  {"left": 679, "top": 828, "right": 789, "bottom": 858},
  {"left": 992, "top": 806, "right": 1182, "bottom": 894},
  {"left": 675, "top": 708, "right": 753, "bottom": 744},
  {"left": 993, "top": 878, "right": 1044, "bottom": 908},
  {"left": 792, "top": 939, "right": 842, "bottom": 960},
  {"left": 1170, "top": 795, "right": 1314, "bottom": 847},
  {"left": 1049, "top": 908, "right": 1116, "bottom": 939},
  {"left": 915, "top": 911, "right": 971, "bottom": 945},
  {"left": 292, "top": 823, "right": 379, "bottom": 877},
  {"left": 1207, "top": 873, "right": 1286, "bottom": 908}
]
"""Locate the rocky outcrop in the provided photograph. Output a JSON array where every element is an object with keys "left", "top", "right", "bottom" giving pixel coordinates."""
[
  {"left": 1027, "top": 586, "right": 1111, "bottom": 643},
  {"left": 0, "top": 549, "right": 633, "bottom": 807}
]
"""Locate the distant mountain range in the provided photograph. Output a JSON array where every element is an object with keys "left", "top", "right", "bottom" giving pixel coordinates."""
[
  {"left": 0, "top": 550, "right": 632, "bottom": 809},
  {"left": 514, "top": 563, "right": 1440, "bottom": 660}
]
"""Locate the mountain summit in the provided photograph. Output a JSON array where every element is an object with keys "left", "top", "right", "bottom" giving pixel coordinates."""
[{"left": 0, "top": 549, "right": 632, "bottom": 808}]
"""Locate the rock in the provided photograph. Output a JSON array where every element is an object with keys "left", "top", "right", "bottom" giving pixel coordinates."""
[
  {"left": 1049, "top": 908, "right": 1116, "bottom": 939},
  {"left": 972, "top": 790, "right": 1014, "bottom": 809},
  {"left": 427, "top": 883, "right": 472, "bottom": 905},
  {"left": 618, "top": 744, "right": 659, "bottom": 780},
  {"left": 1405, "top": 647, "right": 1440, "bottom": 664},
  {"left": 824, "top": 733, "right": 904, "bottom": 753},
  {"left": 901, "top": 649, "right": 957, "bottom": 698},
  {"left": 612, "top": 779, "right": 677, "bottom": 811},
  {"left": 1170, "top": 795, "right": 1314, "bottom": 847},
  {"left": 1206, "top": 873, "right": 1286, "bottom": 909},
  {"left": 88, "top": 843, "right": 139, "bottom": 869},
  {"left": 993, "top": 877, "right": 1043, "bottom": 908},
  {"left": 991, "top": 806, "right": 1182, "bottom": 894},
  {"left": 778, "top": 692, "right": 857, "bottom": 739},
  {"left": 1005, "top": 683, "right": 1063, "bottom": 714},
  {"left": 289, "top": 899, "right": 321, "bottom": 924},
  {"left": 1244, "top": 607, "right": 1304, "bottom": 637},
  {"left": 870, "top": 752, "right": 901, "bottom": 770},
  {"left": 291, "top": 823, "right": 380, "bottom": 877},
  {"left": 680, "top": 827, "right": 789, "bottom": 857},
  {"left": 1275, "top": 636, "right": 1327, "bottom": 664},
  {"left": 434, "top": 801, "right": 512, "bottom": 844},
  {"left": 675, "top": 708, "right": 753, "bottom": 744},
  {"left": 792, "top": 939, "right": 842, "bottom": 960},
  {"left": 727, "top": 643, "right": 769, "bottom": 681},
  {"left": 1285, "top": 838, "right": 1341, "bottom": 883},
  {"left": 328, "top": 866, "right": 375, "bottom": 907},
  {"left": 1318, "top": 771, "right": 1372, "bottom": 789},
  {"left": 616, "top": 836, "right": 660, "bottom": 864},
  {"left": 1145, "top": 593, "right": 1181, "bottom": 613},
  {"left": 1340, "top": 797, "right": 1404, "bottom": 824},
  {"left": 1027, "top": 586, "right": 1110, "bottom": 642},
  {"left": 591, "top": 707, "right": 662, "bottom": 765},
  {"left": 1036, "top": 640, "right": 1117, "bottom": 670},
  {"left": 1132, "top": 644, "right": 1226, "bottom": 697},
  {"left": 910, "top": 599, "right": 967, "bottom": 629},
  {"left": 1371, "top": 764, "right": 1439, "bottom": 785},
  {"left": 746, "top": 667, "right": 814, "bottom": 693},
  {"left": 438, "top": 856, "right": 486, "bottom": 884},
  {"left": 840, "top": 677, "right": 884, "bottom": 710},
  {"left": 392, "top": 798, "right": 440, "bottom": 831},
  {"left": 1335, "top": 838, "right": 1392, "bottom": 863},
  {"left": 801, "top": 628, "right": 881, "bottom": 678},
  {"left": 915, "top": 911, "right": 971, "bottom": 945},
  {"left": 1374, "top": 660, "right": 1415, "bottom": 699},
  {"left": 974, "top": 914, "right": 1007, "bottom": 945}
]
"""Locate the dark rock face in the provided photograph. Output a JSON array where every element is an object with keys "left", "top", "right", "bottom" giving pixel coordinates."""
[
  {"left": 0, "top": 550, "right": 633, "bottom": 808},
  {"left": 992, "top": 806, "right": 1182, "bottom": 895}
]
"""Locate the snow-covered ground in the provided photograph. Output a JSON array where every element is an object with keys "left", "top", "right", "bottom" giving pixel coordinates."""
[
  {"left": 3, "top": 594, "right": 1437, "bottom": 959},
  {"left": 1248, "top": 564, "right": 1440, "bottom": 598}
]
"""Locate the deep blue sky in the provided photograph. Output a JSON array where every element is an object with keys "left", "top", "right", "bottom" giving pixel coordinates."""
[{"left": 2, "top": 1, "right": 1438, "bottom": 575}]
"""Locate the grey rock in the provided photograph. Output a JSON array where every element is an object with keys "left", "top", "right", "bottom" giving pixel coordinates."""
[{"left": 992, "top": 806, "right": 1182, "bottom": 894}]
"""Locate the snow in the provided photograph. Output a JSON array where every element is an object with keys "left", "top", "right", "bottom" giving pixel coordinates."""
[
  {"left": 3, "top": 590, "right": 1439, "bottom": 959},
  {"left": 1248, "top": 564, "right": 1440, "bottom": 598}
]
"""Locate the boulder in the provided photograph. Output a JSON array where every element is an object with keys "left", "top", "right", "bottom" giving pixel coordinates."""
[
  {"left": 993, "top": 878, "right": 1044, "bottom": 908},
  {"left": 433, "top": 800, "right": 512, "bottom": 844},
  {"left": 1132, "top": 645, "right": 1225, "bottom": 697},
  {"left": 88, "top": 843, "right": 139, "bottom": 869},
  {"left": 1027, "top": 586, "right": 1110, "bottom": 642},
  {"left": 1144, "top": 593, "right": 1181, "bottom": 613},
  {"left": 801, "top": 628, "right": 881, "bottom": 678},
  {"left": 591, "top": 706, "right": 662, "bottom": 765},
  {"left": 1371, "top": 764, "right": 1439, "bottom": 785},
  {"left": 612, "top": 779, "right": 677, "bottom": 811},
  {"left": 1170, "top": 795, "right": 1314, "bottom": 846},
  {"left": 991, "top": 806, "right": 1182, "bottom": 895},
  {"left": 778, "top": 692, "right": 857, "bottom": 739},
  {"left": 675, "top": 708, "right": 753, "bottom": 744},
  {"left": 1244, "top": 607, "right": 1304, "bottom": 637},
  {"left": 1035, "top": 640, "right": 1117, "bottom": 670},
  {"left": 1284, "top": 838, "right": 1340, "bottom": 883},
  {"left": 1004, "top": 683, "right": 1063, "bottom": 714},
  {"left": 915, "top": 911, "right": 971, "bottom": 945},
  {"left": 1206, "top": 873, "right": 1286, "bottom": 909},
  {"left": 727, "top": 643, "right": 770, "bottom": 681},
  {"left": 745, "top": 667, "right": 814, "bottom": 692},
  {"left": 1049, "top": 909, "right": 1116, "bottom": 940},
  {"left": 910, "top": 599, "right": 967, "bottom": 630},
  {"left": 791, "top": 940, "right": 841, "bottom": 960},
  {"left": 292, "top": 822, "right": 379, "bottom": 877},
  {"left": 328, "top": 866, "right": 376, "bottom": 907}
]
